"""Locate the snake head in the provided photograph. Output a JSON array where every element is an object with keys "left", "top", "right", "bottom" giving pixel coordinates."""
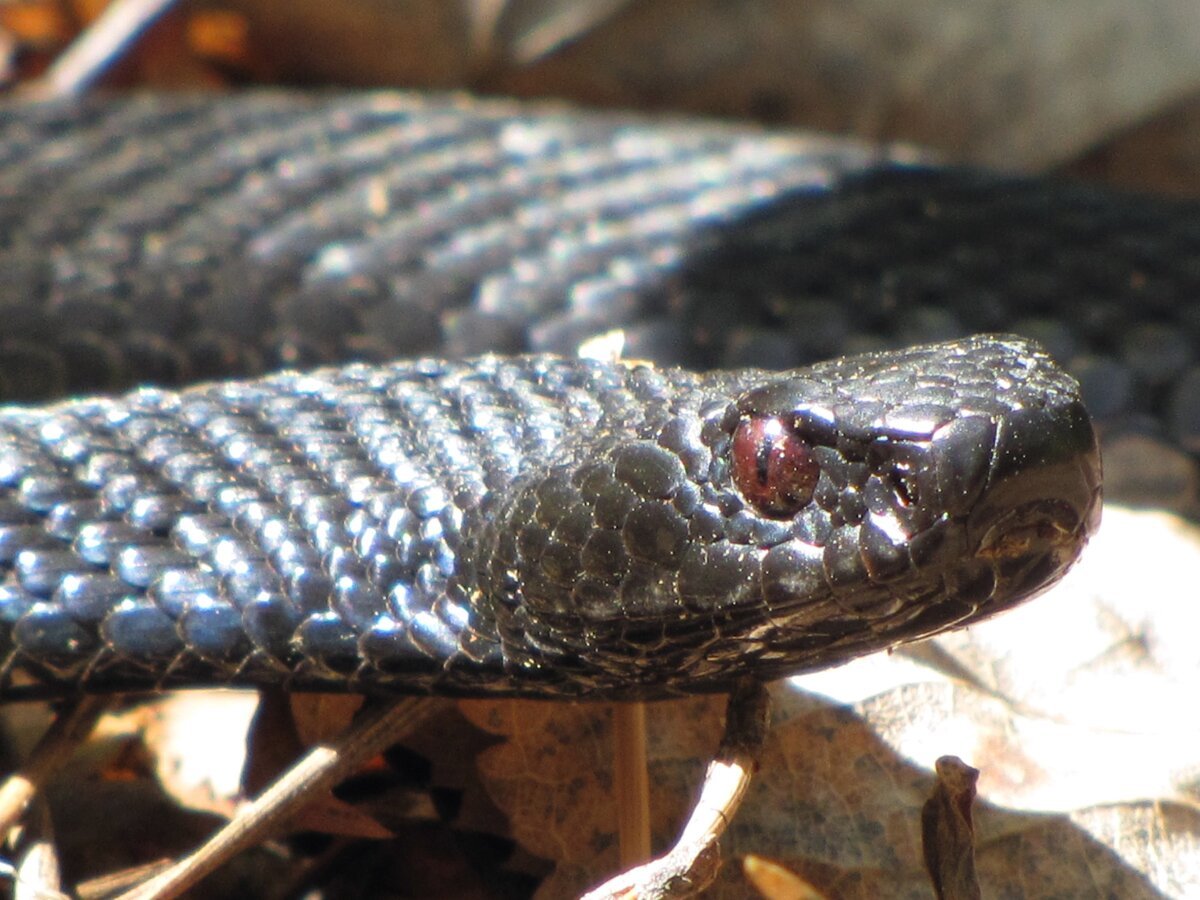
[
  {"left": 468, "top": 335, "right": 1101, "bottom": 697},
  {"left": 714, "top": 334, "right": 1103, "bottom": 687}
]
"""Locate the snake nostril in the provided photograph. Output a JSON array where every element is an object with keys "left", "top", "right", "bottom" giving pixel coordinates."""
[
  {"left": 892, "top": 465, "right": 920, "bottom": 507},
  {"left": 873, "top": 455, "right": 922, "bottom": 508},
  {"left": 730, "top": 415, "right": 820, "bottom": 517}
]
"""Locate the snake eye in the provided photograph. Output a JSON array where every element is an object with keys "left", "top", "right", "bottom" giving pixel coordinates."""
[{"left": 731, "top": 415, "right": 820, "bottom": 517}]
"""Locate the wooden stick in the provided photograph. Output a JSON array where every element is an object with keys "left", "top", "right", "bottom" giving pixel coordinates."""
[
  {"left": 11, "top": 797, "right": 67, "bottom": 900},
  {"left": 583, "top": 681, "right": 771, "bottom": 900},
  {"left": 114, "top": 697, "right": 439, "bottom": 900},
  {"left": 25, "top": 0, "right": 183, "bottom": 99},
  {"left": 612, "top": 701, "right": 651, "bottom": 867},
  {"left": 0, "top": 697, "right": 110, "bottom": 837}
]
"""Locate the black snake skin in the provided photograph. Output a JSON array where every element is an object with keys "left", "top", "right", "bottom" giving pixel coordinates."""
[
  {"left": 1, "top": 89, "right": 1174, "bottom": 700},
  {"left": 0, "top": 336, "right": 1100, "bottom": 698}
]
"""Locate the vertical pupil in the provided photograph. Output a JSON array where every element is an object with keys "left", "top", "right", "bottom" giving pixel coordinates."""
[{"left": 757, "top": 419, "right": 787, "bottom": 485}]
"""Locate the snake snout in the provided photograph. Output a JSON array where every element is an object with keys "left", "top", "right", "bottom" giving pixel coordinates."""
[{"left": 966, "top": 393, "right": 1103, "bottom": 607}]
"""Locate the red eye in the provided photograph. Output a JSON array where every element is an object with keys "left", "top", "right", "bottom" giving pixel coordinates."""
[{"left": 731, "top": 416, "right": 820, "bottom": 517}]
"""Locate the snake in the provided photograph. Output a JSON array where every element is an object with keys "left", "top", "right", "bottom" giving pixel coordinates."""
[{"left": 0, "top": 88, "right": 1156, "bottom": 703}]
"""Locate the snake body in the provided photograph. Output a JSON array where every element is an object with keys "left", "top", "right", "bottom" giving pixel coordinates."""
[{"left": 0, "top": 91, "right": 1147, "bottom": 700}]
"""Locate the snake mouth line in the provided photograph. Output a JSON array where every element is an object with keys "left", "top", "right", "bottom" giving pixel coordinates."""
[
  {"left": 963, "top": 391, "right": 1103, "bottom": 613},
  {"left": 976, "top": 504, "right": 1081, "bottom": 563},
  {"left": 970, "top": 498, "right": 1096, "bottom": 607}
]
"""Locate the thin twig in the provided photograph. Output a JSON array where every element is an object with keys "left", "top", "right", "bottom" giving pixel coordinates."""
[
  {"left": 12, "top": 797, "right": 68, "bottom": 900},
  {"left": 583, "top": 681, "right": 771, "bottom": 900},
  {"left": 509, "top": 0, "right": 637, "bottom": 65},
  {"left": 0, "top": 696, "right": 111, "bottom": 837},
  {"left": 612, "top": 701, "right": 651, "bottom": 867},
  {"left": 76, "top": 860, "right": 172, "bottom": 900},
  {"left": 25, "top": 0, "right": 184, "bottom": 99},
  {"left": 114, "top": 697, "right": 440, "bottom": 900}
]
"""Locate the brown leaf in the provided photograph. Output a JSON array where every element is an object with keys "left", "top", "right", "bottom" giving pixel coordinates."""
[
  {"left": 460, "top": 509, "right": 1200, "bottom": 899},
  {"left": 921, "top": 756, "right": 981, "bottom": 900},
  {"left": 286, "top": 793, "right": 396, "bottom": 840},
  {"left": 289, "top": 693, "right": 365, "bottom": 747}
]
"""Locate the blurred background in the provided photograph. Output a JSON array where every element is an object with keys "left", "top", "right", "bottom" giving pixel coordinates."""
[{"left": 5, "top": 0, "right": 1200, "bottom": 195}]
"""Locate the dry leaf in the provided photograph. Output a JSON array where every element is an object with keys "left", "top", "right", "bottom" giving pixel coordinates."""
[
  {"left": 289, "top": 693, "right": 364, "bottom": 747},
  {"left": 138, "top": 692, "right": 259, "bottom": 819},
  {"left": 921, "top": 756, "right": 981, "bottom": 900},
  {"left": 461, "top": 508, "right": 1200, "bottom": 898}
]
